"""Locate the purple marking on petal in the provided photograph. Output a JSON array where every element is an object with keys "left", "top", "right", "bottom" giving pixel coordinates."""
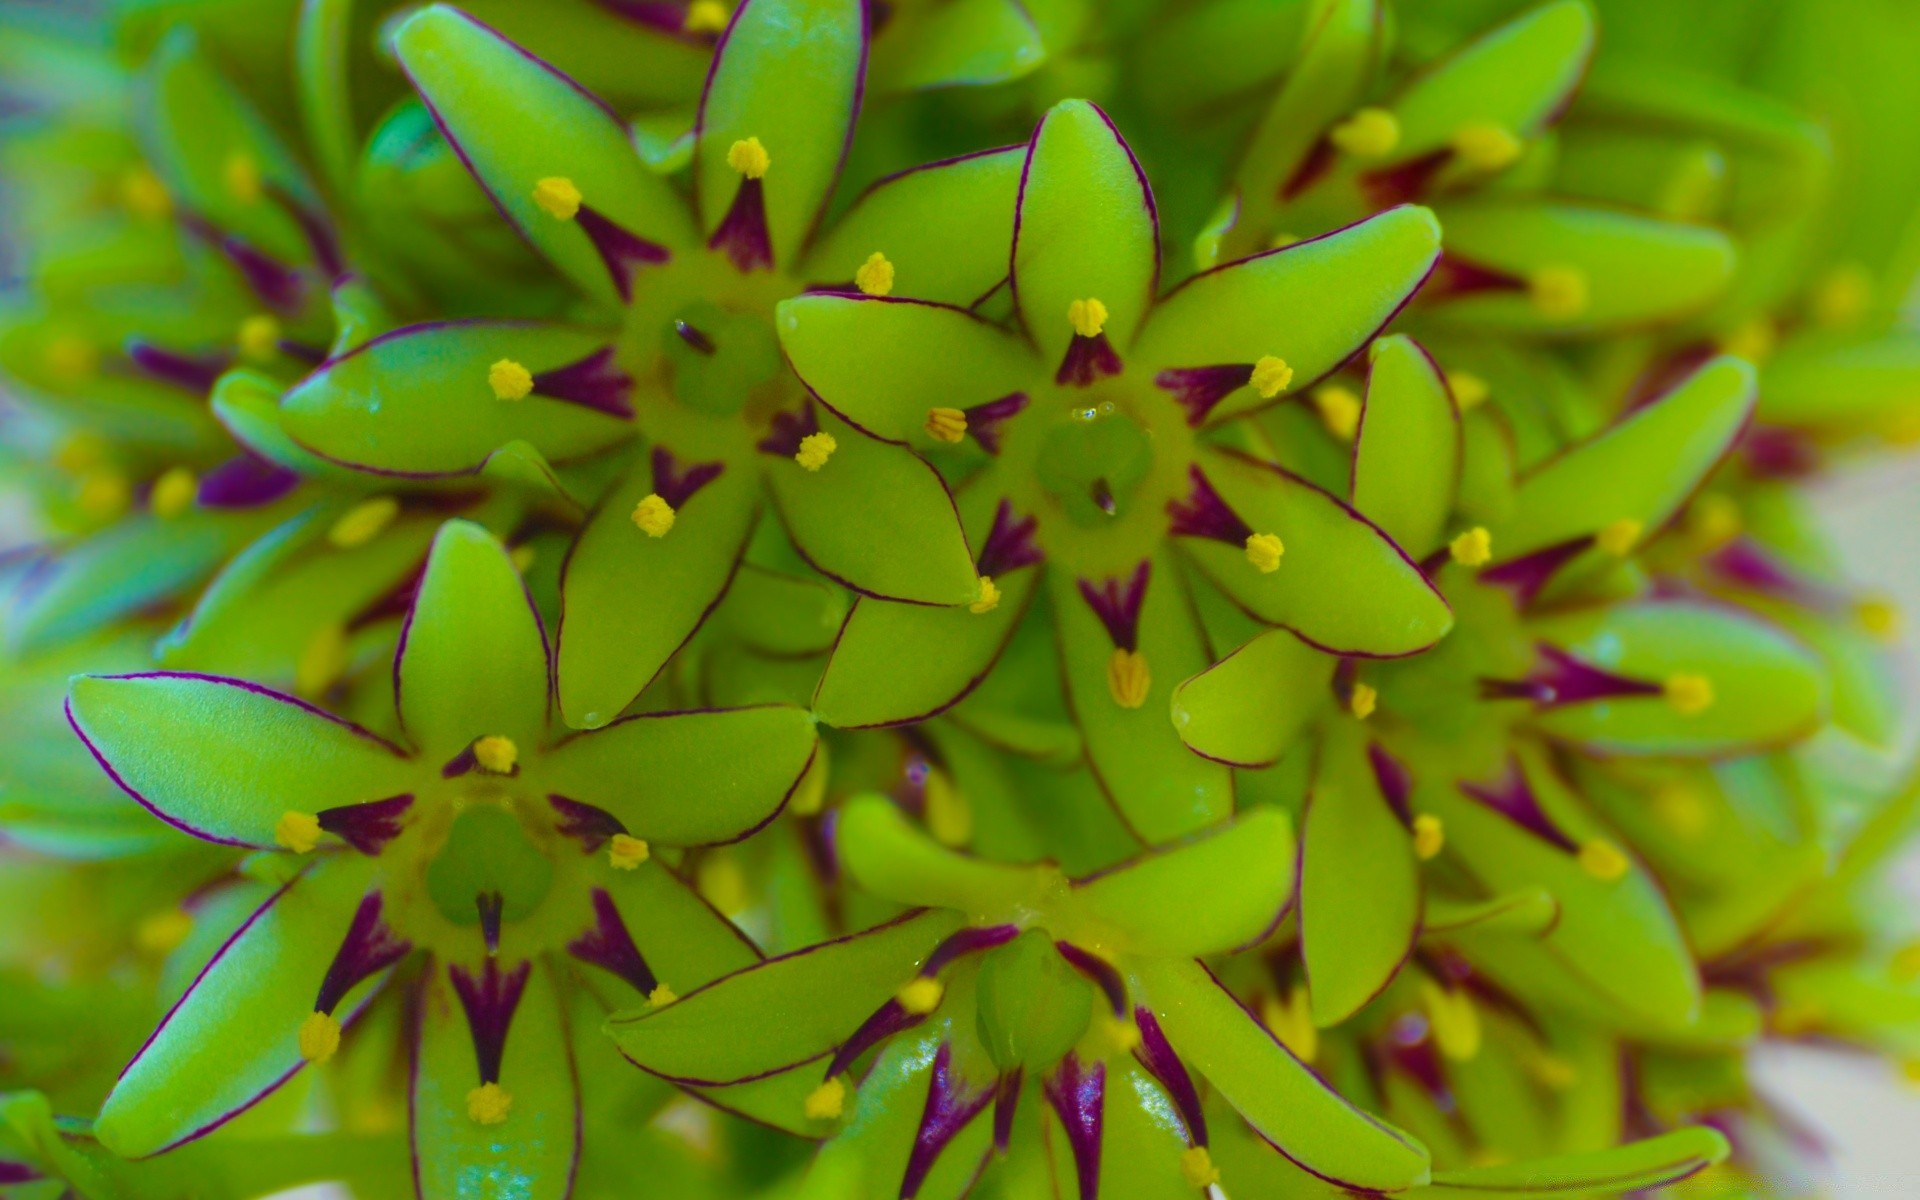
[
  {"left": 1132, "top": 1007, "right": 1206, "bottom": 1146},
  {"left": 1708, "top": 537, "right": 1837, "bottom": 609},
  {"left": 1156, "top": 364, "right": 1254, "bottom": 427},
  {"left": 1055, "top": 942, "right": 1127, "bottom": 1015},
  {"left": 0, "top": 1162, "right": 40, "bottom": 1184},
  {"left": 1741, "top": 425, "right": 1820, "bottom": 478},
  {"left": 1360, "top": 150, "right": 1451, "bottom": 207},
  {"left": 1055, "top": 332, "right": 1123, "bottom": 388},
  {"left": 449, "top": 958, "right": 532, "bottom": 1084},
  {"left": 922, "top": 925, "right": 1020, "bottom": 978},
  {"left": 267, "top": 186, "right": 345, "bottom": 280},
  {"left": 675, "top": 319, "right": 717, "bottom": 355},
  {"left": 534, "top": 346, "right": 635, "bottom": 418},
  {"left": 1043, "top": 1055, "right": 1105, "bottom": 1200},
  {"left": 316, "top": 794, "right": 414, "bottom": 855},
  {"left": 901, "top": 1042, "right": 994, "bottom": 1200},
  {"left": 126, "top": 340, "right": 229, "bottom": 394},
  {"left": 477, "top": 891, "right": 504, "bottom": 955},
  {"left": 576, "top": 205, "right": 671, "bottom": 303},
  {"left": 757, "top": 405, "right": 821, "bottom": 457},
  {"left": 825, "top": 999, "right": 925, "bottom": 1080},
  {"left": 549, "top": 796, "right": 629, "bottom": 852},
  {"left": 975, "top": 500, "right": 1043, "bottom": 577},
  {"left": 992, "top": 1067, "right": 1022, "bottom": 1152},
  {"left": 965, "top": 392, "right": 1028, "bottom": 454},
  {"left": 1367, "top": 743, "right": 1413, "bottom": 828},
  {"left": 1459, "top": 759, "right": 1576, "bottom": 852},
  {"left": 1426, "top": 254, "right": 1526, "bottom": 303},
  {"left": 1479, "top": 644, "right": 1662, "bottom": 710},
  {"left": 221, "top": 235, "right": 306, "bottom": 311},
  {"left": 314, "top": 891, "right": 413, "bottom": 1013},
  {"left": 1479, "top": 536, "right": 1590, "bottom": 607},
  {"left": 1384, "top": 1022, "right": 1451, "bottom": 1107},
  {"left": 1166, "top": 464, "right": 1253, "bottom": 545},
  {"left": 1279, "top": 136, "right": 1334, "bottom": 202},
  {"left": 197, "top": 454, "right": 300, "bottom": 508},
  {"left": 568, "top": 888, "right": 659, "bottom": 996},
  {"left": 710, "top": 177, "right": 773, "bottom": 273},
  {"left": 1076, "top": 560, "right": 1151, "bottom": 651},
  {"left": 651, "top": 445, "right": 725, "bottom": 508}
]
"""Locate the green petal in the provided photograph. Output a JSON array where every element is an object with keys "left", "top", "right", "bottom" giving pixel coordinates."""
[
  {"left": 1171, "top": 627, "right": 1335, "bottom": 767},
  {"left": 1388, "top": 0, "right": 1594, "bottom": 158},
  {"left": 448, "top": 0, "right": 710, "bottom": 109},
  {"left": 838, "top": 793, "right": 1051, "bottom": 914},
  {"left": 1068, "top": 807, "right": 1294, "bottom": 957},
  {"left": 1351, "top": 336, "right": 1461, "bottom": 557},
  {"left": 557, "top": 457, "right": 761, "bottom": 730},
  {"left": 211, "top": 369, "right": 338, "bottom": 475},
  {"left": 1757, "top": 333, "right": 1920, "bottom": 433},
  {"left": 873, "top": 0, "right": 1045, "bottom": 91},
  {"left": 1096, "top": 1058, "right": 1205, "bottom": 1200},
  {"left": 597, "top": 861, "right": 762, "bottom": 997},
  {"left": 605, "top": 909, "right": 963, "bottom": 1085},
  {"left": 1013, "top": 99, "right": 1159, "bottom": 364},
  {"left": 1423, "top": 1127, "right": 1728, "bottom": 1195},
  {"left": 1133, "top": 957, "right": 1431, "bottom": 1193},
  {"left": 539, "top": 706, "right": 816, "bottom": 845},
  {"left": 1421, "top": 889, "right": 1558, "bottom": 936},
  {"left": 398, "top": 521, "right": 550, "bottom": 760}
]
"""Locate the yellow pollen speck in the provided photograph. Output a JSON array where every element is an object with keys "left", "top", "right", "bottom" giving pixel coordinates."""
[
  {"left": 795, "top": 431, "right": 837, "bottom": 472},
  {"left": 699, "top": 854, "right": 750, "bottom": 915},
  {"left": 1898, "top": 1058, "right": 1920, "bottom": 1090},
  {"left": 1450, "top": 527, "right": 1492, "bottom": 567},
  {"left": 727, "top": 137, "right": 771, "bottom": 179},
  {"left": 54, "top": 432, "right": 107, "bottom": 474},
  {"left": 121, "top": 166, "right": 171, "bottom": 218},
  {"left": 300, "top": 1011, "right": 342, "bottom": 1063},
  {"left": 474, "top": 735, "right": 519, "bottom": 774},
  {"left": 1245, "top": 531, "right": 1285, "bottom": 574},
  {"left": 1451, "top": 122, "right": 1524, "bottom": 172},
  {"left": 1261, "top": 985, "right": 1317, "bottom": 1063},
  {"left": 1890, "top": 942, "right": 1920, "bottom": 983},
  {"left": 924, "top": 769, "right": 972, "bottom": 847},
  {"left": 1717, "top": 318, "right": 1777, "bottom": 363},
  {"left": 1595, "top": 517, "right": 1644, "bottom": 558},
  {"left": 1578, "top": 838, "right": 1631, "bottom": 881},
  {"left": 1421, "top": 980, "right": 1482, "bottom": 1061},
  {"left": 970, "top": 575, "right": 1001, "bottom": 615},
  {"left": 1350, "top": 682, "right": 1378, "bottom": 720},
  {"left": 1689, "top": 493, "right": 1741, "bottom": 551},
  {"left": 648, "top": 983, "right": 678, "bottom": 1008},
  {"left": 1528, "top": 1053, "right": 1578, "bottom": 1090},
  {"left": 1885, "top": 410, "right": 1920, "bottom": 446},
  {"left": 43, "top": 334, "right": 99, "bottom": 383},
  {"left": 855, "top": 251, "right": 895, "bottom": 297},
  {"left": 511, "top": 545, "right": 537, "bottom": 573},
  {"left": 490, "top": 359, "right": 534, "bottom": 400},
  {"left": 1772, "top": 999, "right": 1824, "bottom": 1036},
  {"left": 1251, "top": 354, "right": 1294, "bottom": 399},
  {"left": 1330, "top": 107, "right": 1400, "bottom": 159},
  {"left": 1856, "top": 594, "right": 1902, "bottom": 642},
  {"left": 609, "top": 834, "right": 650, "bottom": 870},
  {"left": 1654, "top": 785, "right": 1709, "bottom": 838},
  {"left": 467, "top": 1082, "right": 512, "bottom": 1125},
  {"left": 896, "top": 976, "right": 945, "bottom": 1015},
  {"left": 1449, "top": 370, "right": 1490, "bottom": 410},
  {"left": 297, "top": 624, "right": 348, "bottom": 700},
  {"left": 804, "top": 1077, "right": 846, "bottom": 1121},
  {"left": 1529, "top": 265, "right": 1589, "bottom": 319},
  {"left": 224, "top": 152, "right": 261, "bottom": 204},
  {"left": 150, "top": 467, "right": 198, "bottom": 519},
  {"left": 1412, "top": 813, "right": 1445, "bottom": 860},
  {"left": 683, "top": 0, "right": 729, "bottom": 32},
  {"left": 1180, "top": 1145, "right": 1221, "bottom": 1189},
  {"left": 925, "top": 406, "right": 967, "bottom": 444},
  {"left": 237, "top": 314, "right": 281, "bottom": 363},
  {"left": 1101, "top": 1013, "right": 1142, "bottom": 1054},
  {"left": 276, "top": 810, "right": 322, "bottom": 854},
  {"left": 1812, "top": 263, "right": 1872, "bottom": 329},
  {"left": 1269, "top": 232, "right": 1300, "bottom": 250},
  {"left": 328, "top": 496, "right": 399, "bottom": 549},
  {"left": 1107, "top": 648, "right": 1150, "bottom": 709},
  {"left": 1067, "top": 297, "right": 1109, "bottom": 339},
  {"left": 790, "top": 745, "right": 829, "bottom": 816},
  {"left": 1313, "top": 385, "right": 1361, "bottom": 441},
  {"left": 1664, "top": 673, "right": 1714, "bottom": 716},
  {"left": 78, "top": 470, "right": 131, "bottom": 520},
  {"left": 135, "top": 907, "right": 193, "bottom": 955},
  {"left": 533, "top": 176, "right": 582, "bottom": 221},
  {"left": 631, "top": 493, "right": 676, "bottom": 538}
]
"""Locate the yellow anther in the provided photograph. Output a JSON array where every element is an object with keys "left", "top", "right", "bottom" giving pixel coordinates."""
[
  {"left": 726, "top": 136, "right": 771, "bottom": 179},
  {"left": 44, "top": 334, "right": 99, "bottom": 383},
  {"left": 1595, "top": 517, "right": 1644, "bottom": 557},
  {"left": 224, "top": 152, "right": 261, "bottom": 204},
  {"left": 1269, "top": 232, "right": 1301, "bottom": 250},
  {"left": 804, "top": 1077, "right": 846, "bottom": 1121},
  {"left": 1313, "top": 384, "right": 1361, "bottom": 441},
  {"left": 296, "top": 624, "right": 349, "bottom": 700},
  {"left": 276, "top": 810, "right": 322, "bottom": 854},
  {"left": 467, "top": 1082, "right": 512, "bottom": 1125},
  {"left": 1664, "top": 673, "right": 1715, "bottom": 716},
  {"left": 1528, "top": 1053, "right": 1578, "bottom": 1090},
  {"left": 1261, "top": 985, "right": 1317, "bottom": 1063},
  {"left": 1106, "top": 648, "right": 1151, "bottom": 709},
  {"left": 1421, "top": 980, "right": 1482, "bottom": 1061},
  {"left": 855, "top": 251, "right": 895, "bottom": 297},
  {"left": 1180, "top": 1146, "right": 1221, "bottom": 1190},
  {"left": 328, "top": 496, "right": 399, "bottom": 549},
  {"left": 1329, "top": 107, "right": 1401, "bottom": 159},
  {"left": 1412, "top": 813, "right": 1445, "bottom": 860},
  {"left": 121, "top": 166, "right": 171, "bottom": 218},
  {"left": 1349, "top": 682, "right": 1378, "bottom": 720},
  {"left": 511, "top": 544, "right": 537, "bottom": 573},
  {"left": 925, "top": 406, "right": 967, "bottom": 444},
  {"left": 1067, "top": 297, "right": 1109, "bottom": 339},
  {"left": 1578, "top": 838, "right": 1631, "bottom": 881},
  {"left": 1689, "top": 493, "right": 1741, "bottom": 551},
  {"left": 1856, "top": 594, "right": 1902, "bottom": 642},
  {"left": 790, "top": 745, "right": 829, "bottom": 817},
  {"left": 970, "top": 575, "right": 1001, "bottom": 615},
  {"left": 1449, "top": 527, "right": 1492, "bottom": 568},
  {"left": 1450, "top": 122, "right": 1524, "bottom": 172},
  {"left": 648, "top": 983, "right": 678, "bottom": 1007},
  {"left": 794, "top": 431, "right": 837, "bottom": 471},
  {"left": 896, "top": 976, "right": 945, "bottom": 1015},
  {"left": 631, "top": 493, "right": 676, "bottom": 538},
  {"left": 1245, "top": 531, "right": 1285, "bottom": 574},
  {"left": 1771, "top": 999, "right": 1824, "bottom": 1036},
  {"left": 237, "top": 314, "right": 281, "bottom": 363},
  {"left": 1528, "top": 265, "right": 1589, "bottom": 319},
  {"left": 1898, "top": 1059, "right": 1920, "bottom": 1090},
  {"left": 1101, "top": 1013, "right": 1142, "bottom": 1054},
  {"left": 1717, "top": 318, "right": 1777, "bottom": 363},
  {"left": 77, "top": 470, "right": 131, "bottom": 520},
  {"left": 1654, "top": 784, "right": 1710, "bottom": 838},
  {"left": 699, "top": 854, "right": 749, "bottom": 915},
  {"left": 533, "top": 176, "right": 582, "bottom": 221},
  {"left": 924, "top": 769, "right": 972, "bottom": 847},
  {"left": 150, "top": 467, "right": 198, "bottom": 519},
  {"left": 135, "top": 907, "right": 193, "bottom": 955},
  {"left": 609, "top": 834, "right": 650, "bottom": 870},
  {"left": 53, "top": 432, "right": 107, "bottom": 473},
  {"left": 300, "top": 1011, "right": 342, "bottom": 1064},
  {"left": 1449, "top": 370, "right": 1490, "bottom": 410},
  {"left": 1811, "top": 263, "right": 1872, "bottom": 329},
  {"left": 473, "top": 735, "right": 519, "bottom": 774},
  {"left": 1886, "top": 411, "right": 1920, "bottom": 445},
  {"left": 683, "top": 0, "right": 729, "bottom": 32},
  {"left": 1890, "top": 942, "right": 1920, "bottom": 983},
  {"left": 490, "top": 359, "right": 534, "bottom": 400},
  {"left": 1250, "top": 354, "right": 1294, "bottom": 399}
]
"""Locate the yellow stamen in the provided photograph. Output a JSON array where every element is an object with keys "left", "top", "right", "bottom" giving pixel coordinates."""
[
  {"left": 296, "top": 624, "right": 349, "bottom": 699},
  {"left": 803, "top": 1077, "right": 846, "bottom": 1120},
  {"left": 224, "top": 152, "right": 261, "bottom": 204},
  {"left": 1349, "top": 682, "right": 1377, "bottom": 720},
  {"left": 1449, "top": 370, "right": 1489, "bottom": 410},
  {"left": 1449, "top": 527, "right": 1492, "bottom": 567},
  {"left": 533, "top": 176, "right": 582, "bottom": 221},
  {"left": 1261, "top": 984, "right": 1317, "bottom": 1063},
  {"left": 1889, "top": 941, "right": 1920, "bottom": 983},
  {"left": 648, "top": 983, "right": 678, "bottom": 1007},
  {"left": 790, "top": 746, "right": 829, "bottom": 817},
  {"left": 1250, "top": 354, "right": 1294, "bottom": 399},
  {"left": 1811, "top": 263, "right": 1872, "bottom": 329},
  {"left": 121, "top": 166, "right": 171, "bottom": 218},
  {"left": 300, "top": 1011, "right": 342, "bottom": 1064},
  {"left": 467, "top": 1082, "right": 512, "bottom": 1125},
  {"left": 1067, "top": 297, "right": 1108, "bottom": 339},
  {"left": 794, "top": 431, "right": 837, "bottom": 471},
  {"left": 726, "top": 136, "right": 771, "bottom": 179},
  {"left": 631, "top": 493, "right": 676, "bottom": 538},
  {"left": 1689, "top": 493, "right": 1741, "bottom": 551},
  {"left": 1450, "top": 122, "right": 1524, "bottom": 171},
  {"left": 609, "top": 834, "right": 650, "bottom": 870},
  {"left": 1772, "top": 999, "right": 1824, "bottom": 1036},
  {"left": 1421, "top": 980, "right": 1482, "bottom": 1061},
  {"left": 1180, "top": 1146, "right": 1221, "bottom": 1190},
  {"left": 53, "top": 432, "right": 106, "bottom": 473},
  {"left": 135, "top": 907, "right": 193, "bottom": 955},
  {"left": 1329, "top": 107, "right": 1400, "bottom": 158},
  {"left": 1528, "top": 1053, "right": 1578, "bottom": 1090},
  {"left": 1654, "top": 784, "right": 1709, "bottom": 839},
  {"left": 78, "top": 470, "right": 131, "bottom": 520},
  {"left": 511, "top": 544, "right": 537, "bottom": 573},
  {"left": 1664, "top": 673, "right": 1714, "bottom": 716},
  {"left": 969, "top": 575, "right": 1001, "bottom": 615},
  {"left": 328, "top": 496, "right": 399, "bottom": 549},
  {"left": 276, "top": 810, "right": 322, "bottom": 854},
  {"left": 1106, "top": 648, "right": 1150, "bottom": 709},
  {"left": 855, "top": 251, "right": 895, "bottom": 297},
  {"left": 1313, "top": 384, "right": 1361, "bottom": 441},
  {"left": 1412, "top": 813, "right": 1444, "bottom": 860},
  {"left": 896, "top": 976, "right": 945, "bottom": 1015},
  {"left": 1269, "top": 232, "right": 1300, "bottom": 250},
  {"left": 1898, "top": 1059, "right": 1920, "bottom": 1090},
  {"left": 43, "top": 334, "right": 99, "bottom": 383},
  {"left": 924, "top": 406, "right": 967, "bottom": 444},
  {"left": 150, "top": 467, "right": 198, "bottom": 519},
  {"left": 924, "top": 768, "right": 972, "bottom": 847},
  {"left": 1245, "top": 531, "right": 1285, "bottom": 574},
  {"left": 1578, "top": 838, "right": 1630, "bottom": 881},
  {"left": 490, "top": 358, "right": 534, "bottom": 400},
  {"left": 1717, "top": 318, "right": 1777, "bottom": 363},
  {"left": 1101, "top": 1013, "right": 1141, "bottom": 1054},
  {"left": 473, "top": 735, "right": 519, "bottom": 774},
  {"left": 1594, "top": 517, "right": 1644, "bottom": 558},
  {"left": 1528, "top": 265, "right": 1589, "bottom": 319},
  {"left": 698, "top": 854, "right": 749, "bottom": 915},
  {"left": 237, "top": 314, "right": 281, "bottom": 363},
  {"left": 683, "top": 0, "right": 729, "bottom": 32},
  {"left": 1856, "top": 594, "right": 1902, "bottom": 642}
]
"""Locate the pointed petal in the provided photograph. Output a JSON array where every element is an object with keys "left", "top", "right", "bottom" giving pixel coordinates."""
[
  {"left": 1387, "top": 0, "right": 1594, "bottom": 158},
  {"left": 874, "top": 0, "right": 1045, "bottom": 92},
  {"left": 1351, "top": 335, "right": 1460, "bottom": 557},
  {"left": 589, "top": 862, "right": 761, "bottom": 996},
  {"left": 1089, "top": 1058, "right": 1198, "bottom": 1200},
  {"left": 838, "top": 793, "right": 1053, "bottom": 913},
  {"left": 812, "top": 581, "right": 1034, "bottom": 729},
  {"left": 1170, "top": 627, "right": 1335, "bottom": 767},
  {"left": 1069, "top": 808, "right": 1293, "bottom": 957},
  {"left": 1425, "top": 1127, "right": 1728, "bottom": 1195}
]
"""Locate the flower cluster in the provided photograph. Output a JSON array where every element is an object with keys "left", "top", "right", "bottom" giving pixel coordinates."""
[{"left": 2, "top": 1, "right": 1918, "bottom": 1199}]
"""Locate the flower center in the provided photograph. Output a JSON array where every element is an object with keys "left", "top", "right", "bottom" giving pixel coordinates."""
[
  {"left": 1034, "top": 397, "right": 1154, "bottom": 526},
  {"left": 423, "top": 804, "right": 557, "bottom": 934}
]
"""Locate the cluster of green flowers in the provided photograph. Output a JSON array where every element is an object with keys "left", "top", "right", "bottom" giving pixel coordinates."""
[{"left": 2, "top": 0, "right": 1919, "bottom": 1197}]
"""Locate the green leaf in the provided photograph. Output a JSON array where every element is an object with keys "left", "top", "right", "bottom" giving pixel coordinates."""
[
  {"left": 873, "top": 0, "right": 1045, "bottom": 91},
  {"left": 1423, "top": 1126, "right": 1728, "bottom": 1195},
  {"left": 539, "top": 706, "right": 816, "bottom": 845},
  {"left": 838, "top": 793, "right": 1051, "bottom": 914},
  {"left": 1170, "top": 626, "right": 1335, "bottom": 767},
  {"left": 1388, "top": 0, "right": 1594, "bottom": 158},
  {"left": 1351, "top": 335, "right": 1461, "bottom": 557},
  {"left": 211, "top": 369, "right": 338, "bottom": 475},
  {"left": 1069, "top": 808, "right": 1294, "bottom": 957}
]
